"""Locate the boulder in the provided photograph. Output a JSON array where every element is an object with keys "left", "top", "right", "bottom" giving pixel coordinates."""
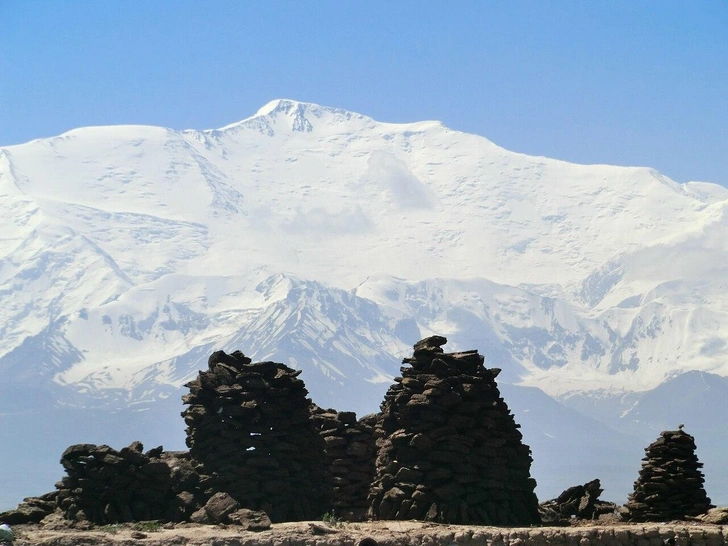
[
  {"left": 229, "top": 508, "right": 272, "bottom": 530},
  {"left": 203, "top": 492, "right": 240, "bottom": 524},
  {"left": 695, "top": 506, "right": 728, "bottom": 524}
]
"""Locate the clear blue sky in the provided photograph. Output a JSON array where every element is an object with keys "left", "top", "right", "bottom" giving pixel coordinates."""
[{"left": 1, "top": 1, "right": 727, "bottom": 185}]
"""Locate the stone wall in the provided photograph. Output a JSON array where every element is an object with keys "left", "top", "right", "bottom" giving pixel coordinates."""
[
  {"left": 181, "top": 350, "right": 329, "bottom": 522},
  {"left": 311, "top": 407, "right": 378, "bottom": 521},
  {"left": 55, "top": 442, "right": 180, "bottom": 524},
  {"left": 367, "top": 336, "right": 540, "bottom": 525}
]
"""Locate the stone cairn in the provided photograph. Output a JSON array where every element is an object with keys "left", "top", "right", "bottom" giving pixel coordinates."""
[
  {"left": 625, "top": 428, "right": 712, "bottom": 521},
  {"left": 367, "top": 336, "right": 540, "bottom": 525},
  {"left": 182, "top": 350, "right": 329, "bottom": 522},
  {"left": 55, "top": 442, "right": 180, "bottom": 524},
  {"left": 310, "top": 406, "right": 378, "bottom": 521}
]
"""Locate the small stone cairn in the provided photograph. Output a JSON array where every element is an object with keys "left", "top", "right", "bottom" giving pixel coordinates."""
[
  {"left": 367, "top": 336, "right": 540, "bottom": 525},
  {"left": 311, "top": 406, "right": 378, "bottom": 521},
  {"left": 182, "top": 350, "right": 329, "bottom": 522},
  {"left": 625, "top": 428, "right": 712, "bottom": 521},
  {"left": 55, "top": 442, "right": 178, "bottom": 524}
]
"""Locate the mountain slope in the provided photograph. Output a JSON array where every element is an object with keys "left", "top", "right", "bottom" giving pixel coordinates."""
[{"left": 1, "top": 99, "right": 727, "bottom": 508}]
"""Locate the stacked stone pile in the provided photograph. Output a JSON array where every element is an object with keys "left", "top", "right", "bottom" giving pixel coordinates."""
[
  {"left": 160, "top": 450, "right": 205, "bottom": 520},
  {"left": 182, "top": 350, "right": 329, "bottom": 522},
  {"left": 0, "top": 492, "right": 58, "bottom": 524},
  {"left": 55, "top": 442, "right": 179, "bottom": 524},
  {"left": 367, "top": 336, "right": 540, "bottom": 525},
  {"left": 626, "top": 428, "right": 712, "bottom": 521},
  {"left": 310, "top": 406, "right": 378, "bottom": 520}
]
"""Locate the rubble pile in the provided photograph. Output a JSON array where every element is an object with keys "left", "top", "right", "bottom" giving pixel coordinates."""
[
  {"left": 625, "top": 428, "right": 712, "bottom": 521},
  {"left": 182, "top": 350, "right": 329, "bottom": 522},
  {"left": 311, "top": 407, "right": 378, "bottom": 521},
  {"left": 0, "top": 492, "right": 57, "bottom": 525},
  {"left": 55, "top": 442, "right": 179, "bottom": 524},
  {"left": 539, "top": 479, "right": 618, "bottom": 524},
  {"left": 367, "top": 336, "right": 540, "bottom": 525}
]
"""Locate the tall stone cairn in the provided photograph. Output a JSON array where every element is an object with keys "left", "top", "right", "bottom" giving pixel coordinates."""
[
  {"left": 182, "top": 350, "right": 329, "bottom": 522},
  {"left": 626, "top": 428, "right": 712, "bottom": 521},
  {"left": 367, "top": 336, "right": 540, "bottom": 525}
]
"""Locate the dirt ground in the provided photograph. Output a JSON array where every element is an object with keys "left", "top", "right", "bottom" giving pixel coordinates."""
[{"left": 9, "top": 520, "right": 728, "bottom": 546}]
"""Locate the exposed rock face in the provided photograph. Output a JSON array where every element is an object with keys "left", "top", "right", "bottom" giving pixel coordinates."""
[
  {"left": 539, "top": 479, "right": 618, "bottom": 524},
  {"left": 367, "top": 336, "right": 540, "bottom": 525},
  {"left": 55, "top": 442, "right": 180, "bottom": 524},
  {"left": 181, "top": 350, "right": 329, "bottom": 522},
  {"left": 626, "top": 428, "right": 712, "bottom": 521},
  {"left": 311, "top": 406, "right": 378, "bottom": 521}
]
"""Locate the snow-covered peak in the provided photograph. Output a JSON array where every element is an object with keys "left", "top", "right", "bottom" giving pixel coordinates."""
[
  {"left": 216, "top": 98, "right": 368, "bottom": 135},
  {"left": 2, "top": 100, "right": 725, "bottom": 291},
  {"left": 253, "top": 98, "right": 331, "bottom": 119},
  {"left": 255, "top": 98, "right": 297, "bottom": 117},
  {"left": 2, "top": 98, "right": 727, "bottom": 401},
  {"left": 3, "top": 100, "right": 728, "bottom": 509},
  {"left": 215, "top": 99, "right": 452, "bottom": 139}
]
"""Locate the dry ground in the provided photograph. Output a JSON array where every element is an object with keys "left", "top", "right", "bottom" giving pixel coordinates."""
[{"left": 10, "top": 520, "right": 728, "bottom": 546}]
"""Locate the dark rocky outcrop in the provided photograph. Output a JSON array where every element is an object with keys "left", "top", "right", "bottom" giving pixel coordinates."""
[
  {"left": 181, "top": 350, "right": 329, "bottom": 522},
  {"left": 539, "top": 479, "right": 618, "bottom": 524},
  {"left": 367, "top": 336, "right": 540, "bottom": 525},
  {"left": 625, "top": 428, "right": 712, "bottom": 521}
]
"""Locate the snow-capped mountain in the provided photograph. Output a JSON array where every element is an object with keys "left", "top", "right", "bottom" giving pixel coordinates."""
[{"left": 1, "top": 99, "right": 727, "bottom": 509}]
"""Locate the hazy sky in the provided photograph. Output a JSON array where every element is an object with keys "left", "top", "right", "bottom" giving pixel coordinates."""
[{"left": 2, "top": 1, "right": 727, "bottom": 185}]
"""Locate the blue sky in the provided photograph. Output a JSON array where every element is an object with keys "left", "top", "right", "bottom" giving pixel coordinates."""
[{"left": 1, "top": 1, "right": 726, "bottom": 185}]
